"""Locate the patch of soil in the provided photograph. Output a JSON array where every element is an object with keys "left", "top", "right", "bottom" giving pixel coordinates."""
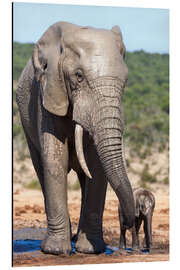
[
  {"left": 158, "top": 224, "right": 169, "bottom": 230},
  {"left": 13, "top": 251, "right": 169, "bottom": 267},
  {"left": 160, "top": 208, "right": 169, "bottom": 214},
  {"left": 13, "top": 187, "right": 169, "bottom": 266}
]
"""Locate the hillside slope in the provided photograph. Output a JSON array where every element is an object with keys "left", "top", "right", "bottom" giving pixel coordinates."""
[{"left": 13, "top": 42, "right": 169, "bottom": 189}]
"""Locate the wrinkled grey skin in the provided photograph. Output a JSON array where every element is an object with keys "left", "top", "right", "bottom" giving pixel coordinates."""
[
  {"left": 119, "top": 188, "right": 155, "bottom": 251},
  {"left": 16, "top": 21, "right": 135, "bottom": 255}
]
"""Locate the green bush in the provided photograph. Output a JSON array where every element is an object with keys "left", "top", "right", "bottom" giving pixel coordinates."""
[
  {"left": 68, "top": 180, "right": 80, "bottom": 190},
  {"left": 141, "top": 164, "right": 157, "bottom": 184},
  {"left": 13, "top": 42, "right": 34, "bottom": 81},
  {"left": 13, "top": 124, "right": 22, "bottom": 138},
  {"left": 163, "top": 177, "right": 169, "bottom": 185},
  {"left": 124, "top": 50, "right": 169, "bottom": 153},
  {"left": 25, "top": 179, "right": 41, "bottom": 190}
]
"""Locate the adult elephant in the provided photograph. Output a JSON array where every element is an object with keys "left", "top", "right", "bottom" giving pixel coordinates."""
[{"left": 16, "top": 22, "right": 135, "bottom": 255}]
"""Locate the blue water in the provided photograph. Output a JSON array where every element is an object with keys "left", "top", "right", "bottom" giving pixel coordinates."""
[
  {"left": 13, "top": 240, "right": 149, "bottom": 255},
  {"left": 141, "top": 249, "right": 150, "bottom": 254},
  {"left": 125, "top": 248, "right": 149, "bottom": 254},
  {"left": 13, "top": 240, "right": 42, "bottom": 253},
  {"left": 13, "top": 240, "right": 117, "bottom": 255}
]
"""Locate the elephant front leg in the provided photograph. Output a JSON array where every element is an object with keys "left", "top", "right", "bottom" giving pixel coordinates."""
[
  {"left": 75, "top": 143, "right": 107, "bottom": 254},
  {"left": 40, "top": 132, "right": 71, "bottom": 255}
]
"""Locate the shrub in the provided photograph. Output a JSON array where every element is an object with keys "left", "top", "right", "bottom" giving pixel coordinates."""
[
  {"left": 163, "top": 177, "right": 169, "bottom": 185},
  {"left": 25, "top": 179, "right": 41, "bottom": 190},
  {"left": 68, "top": 180, "right": 80, "bottom": 190},
  {"left": 141, "top": 164, "right": 157, "bottom": 184}
]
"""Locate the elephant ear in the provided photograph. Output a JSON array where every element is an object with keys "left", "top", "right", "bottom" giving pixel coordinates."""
[
  {"left": 111, "top": 25, "right": 126, "bottom": 59},
  {"left": 32, "top": 23, "right": 69, "bottom": 116}
]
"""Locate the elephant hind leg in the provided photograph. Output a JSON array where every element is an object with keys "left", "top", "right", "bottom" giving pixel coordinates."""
[
  {"left": 71, "top": 171, "right": 86, "bottom": 243},
  {"left": 23, "top": 128, "right": 45, "bottom": 193}
]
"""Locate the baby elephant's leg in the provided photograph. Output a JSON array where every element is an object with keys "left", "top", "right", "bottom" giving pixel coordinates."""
[
  {"left": 143, "top": 213, "right": 153, "bottom": 249},
  {"left": 119, "top": 228, "right": 126, "bottom": 249},
  {"left": 132, "top": 217, "right": 142, "bottom": 250}
]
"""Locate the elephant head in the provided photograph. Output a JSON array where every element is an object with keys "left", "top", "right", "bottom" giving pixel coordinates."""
[{"left": 32, "top": 21, "right": 135, "bottom": 229}]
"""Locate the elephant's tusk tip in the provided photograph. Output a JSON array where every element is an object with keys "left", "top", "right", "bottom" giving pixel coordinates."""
[
  {"left": 87, "top": 172, "right": 93, "bottom": 179},
  {"left": 75, "top": 124, "right": 93, "bottom": 180}
]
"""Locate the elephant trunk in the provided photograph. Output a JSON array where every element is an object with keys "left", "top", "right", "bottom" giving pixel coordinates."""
[
  {"left": 95, "top": 130, "right": 134, "bottom": 228},
  {"left": 73, "top": 77, "right": 135, "bottom": 228},
  {"left": 92, "top": 78, "right": 135, "bottom": 229}
]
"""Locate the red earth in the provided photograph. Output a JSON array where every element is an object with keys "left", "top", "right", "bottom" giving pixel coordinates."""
[{"left": 13, "top": 187, "right": 169, "bottom": 267}]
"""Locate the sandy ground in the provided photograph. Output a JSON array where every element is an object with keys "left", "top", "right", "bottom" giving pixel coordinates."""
[{"left": 13, "top": 184, "right": 169, "bottom": 267}]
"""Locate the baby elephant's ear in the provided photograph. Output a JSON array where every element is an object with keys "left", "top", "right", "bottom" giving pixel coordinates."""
[
  {"left": 135, "top": 201, "right": 140, "bottom": 217},
  {"left": 32, "top": 23, "right": 69, "bottom": 116},
  {"left": 134, "top": 195, "right": 140, "bottom": 217}
]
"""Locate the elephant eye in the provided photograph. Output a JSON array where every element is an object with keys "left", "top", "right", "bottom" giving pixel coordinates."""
[
  {"left": 43, "top": 63, "right": 47, "bottom": 70},
  {"left": 75, "top": 69, "right": 84, "bottom": 83},
  {"left": 60, "top": 45, "right": 63, "bottom": 54}
]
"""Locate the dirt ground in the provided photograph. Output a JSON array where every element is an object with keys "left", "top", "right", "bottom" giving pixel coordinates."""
[{"left": 13, "top": 184, "right": 169, "bottom": 267}]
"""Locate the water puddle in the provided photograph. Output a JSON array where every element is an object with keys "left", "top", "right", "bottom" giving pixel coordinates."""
[
  {"left": 13, "top": 229, "right": 149, "bottom": 255},
  {"left": 13, "top": 240, "right": 149, "bottom": 255},
  {"left": 125, "top": 248, "right": 150, "bottom": 254},
  {"left": 13, "top": 239, "right": 42, "bottom": 253},
  {"left": 141, "top": 249, "right": 150, "bottom": 254},
  {"left": 13, "top": 240, "right": 118, "bottom": 255}
]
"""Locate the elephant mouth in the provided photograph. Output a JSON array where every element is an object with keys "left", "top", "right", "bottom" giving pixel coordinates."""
[{"left": 75, "top": 123, "right": 92, "bottom": 179}]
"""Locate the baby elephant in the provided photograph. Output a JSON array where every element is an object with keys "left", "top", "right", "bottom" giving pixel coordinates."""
[{"left": 119, "top": 187, "right": 155, "bottom": 251}]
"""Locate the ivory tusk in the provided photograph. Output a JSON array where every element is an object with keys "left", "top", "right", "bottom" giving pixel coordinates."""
[{"left": 75, "top": 124, "right": 92, "bottom": 179}]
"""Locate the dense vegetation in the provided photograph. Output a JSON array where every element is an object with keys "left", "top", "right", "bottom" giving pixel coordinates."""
[
  {"left": 124, "top": 50, "right": 169, "bottom": 154},
  {"left": 13, "top": 42, "right": 34, "bottom": 81},
  {"left": 13, "top": 42, "right": 169, "bottom": 159}
]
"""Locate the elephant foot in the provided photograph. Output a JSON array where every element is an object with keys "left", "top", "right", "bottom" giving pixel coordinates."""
[
  {"left": 142, "top": 238, "right": 151, "bottom": 250},
  {"left": 41, "top": 233, "right": 71, "bottom": 255},
  {"left": 75, "top": 232, "right": 106, "bottom": 254}
]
